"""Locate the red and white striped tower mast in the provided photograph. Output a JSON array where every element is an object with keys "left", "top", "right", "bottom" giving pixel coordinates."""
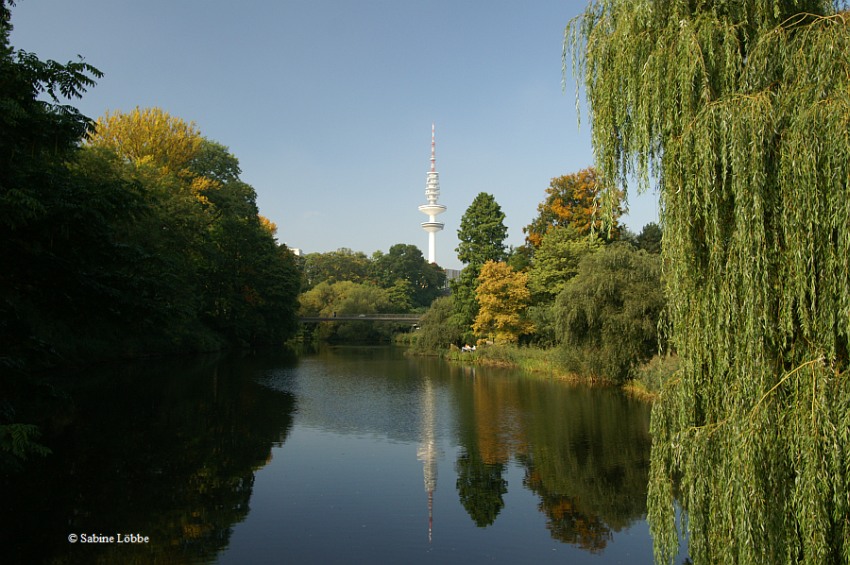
[{"left": 418, "top": 123, "right": 446, "bottom": 264}]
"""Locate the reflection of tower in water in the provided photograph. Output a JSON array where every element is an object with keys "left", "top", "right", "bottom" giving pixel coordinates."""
[{"left": 416, "top": 377, "right": 439, "bottom": 542}]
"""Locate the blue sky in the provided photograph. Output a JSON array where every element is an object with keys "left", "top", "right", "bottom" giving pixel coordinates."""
[{"left": 10, "top": 0, "right": 658, "bottom": 270}]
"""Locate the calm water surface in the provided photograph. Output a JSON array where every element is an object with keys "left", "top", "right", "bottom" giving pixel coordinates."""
[{"left": 2, "top": 346, "right": 676, "bottom": 564}]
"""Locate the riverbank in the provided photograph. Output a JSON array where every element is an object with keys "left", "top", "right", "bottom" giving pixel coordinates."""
[{"left": 406, "top": 340, "right": 678, "bottom": 402}]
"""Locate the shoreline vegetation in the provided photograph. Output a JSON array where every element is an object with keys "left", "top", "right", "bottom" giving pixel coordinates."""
[{"left": 396, "top": 333, "right": 678, "bottom": 402}]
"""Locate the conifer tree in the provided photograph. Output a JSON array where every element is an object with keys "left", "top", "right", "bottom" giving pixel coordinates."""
[{"left": 453, "top": 193, "right": 508, "bottom": 337}]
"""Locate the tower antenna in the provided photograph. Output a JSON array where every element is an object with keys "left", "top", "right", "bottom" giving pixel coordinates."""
[{"left": 430, "top": 123, "right": 436, "bottom": 173}]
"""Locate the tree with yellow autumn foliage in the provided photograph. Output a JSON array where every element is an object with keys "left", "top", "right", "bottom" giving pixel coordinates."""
[
  {"left": 88, "top": 107, "right": 202, "bottom": 176},
  {"left": 86, "top": 107, "right": 301, "bottom": 346},
  {"left": 523, "top": 167, "right": 623, "bottom": 248},
  {"left": 472, "top": 261, "right": 533, "bottom": 344}
]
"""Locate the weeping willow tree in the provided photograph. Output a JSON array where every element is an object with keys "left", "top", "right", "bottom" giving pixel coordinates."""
[{"left": 567, "top": 1, "right": 850, "bottom": 563}]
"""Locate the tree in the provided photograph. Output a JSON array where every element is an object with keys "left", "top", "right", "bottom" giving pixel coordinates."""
[
  {"left": 88, "top": 110, "right": 300, "bottom": 347},
  {"left": 298, "top": 280, "right": 394, "bottom": 343},
  {"left": 370, "top": 243, "right": 446, "bottom": 308},
  {"left": 634, "top": 222, "right": 662, "bottom": 255},
  {"left": 301, "top": 248, "right": 371, "bottom": 290},
  {"left": 0, "top": 2, "right": 101, "bottom": 227},
  {"left": 85, "top": 109, "right": 209, "bottom": 328},
  {"left": 88, "top": 107, "right": 202, "bottom": 177},
  {"left": 523, "top": 168, "right": 623, "bottom": 248},
  {"left": 526, "top": 225, "right": 602, "bottom": 302},
  {"left": 554, "top": 244, "right": 664, "bottom": 384},
  {"left": 506, "top": 243, "right": 533, "bottom": 273},
  {"left": 569, "top": 2, "right": 850, "bottom": 563},
  {"left": 198, "top": 176, "right": 300, "bottom": 344},
  {"left": 456, "top": 192, "right": 508, "bottom": 266},
  {"left": 472, "top": 261, "right": 533, "bottom": 344},
  {"left": 0, "top": 0, "right": 110, "bottom": 367},
  {"left": 189, "top": 138, "right": 241, "bottom": 184},
  {"left": 524, "top": 226, "right": 602, "bottom": 345},
  {"left": 0, "top": 0, "right": 108, "bottom": 464},
  {"left": 413, "top": 295, "right": 465, "bottom": 353},
  {"left": 453, "top": 193, "right": 509, "bottom": 336}
]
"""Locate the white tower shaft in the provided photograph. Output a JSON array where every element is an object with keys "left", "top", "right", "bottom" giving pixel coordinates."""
[{"left": 418, "top": 123, "right": 446, "bottom": 264}]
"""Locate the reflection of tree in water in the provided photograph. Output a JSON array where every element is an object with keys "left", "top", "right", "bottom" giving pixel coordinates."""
[
  {"left": 518, "top": 385, "right": 652, "bottom": 533},
  {"left": 523, "top": 464, "right": 612, "bottom": 552},
  {"left": 450, "top": 368, "right": 652, "bottom": 553},
  {"left": 0, "top": 352, "right": 298, "bottom": 565},
  {"left": 455, "top": 449, "right": 508, "bottom": 527},
  {"left": 451, "top": 366, "right": 514, "bottom": 529}
]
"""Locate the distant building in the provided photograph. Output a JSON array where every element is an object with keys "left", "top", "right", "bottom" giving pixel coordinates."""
[
  {"left": 444, "top": 268, "right": 461, "bottom": 283},
  {"left": 442, "top": 268, "right": 461, "bottom": 291}
]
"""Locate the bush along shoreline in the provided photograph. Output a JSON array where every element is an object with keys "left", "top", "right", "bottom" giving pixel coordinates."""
[{"left": 406, "top": 339, "right": 678, "bottom": 402}]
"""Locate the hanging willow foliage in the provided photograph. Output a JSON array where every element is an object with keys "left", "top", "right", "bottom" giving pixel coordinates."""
[{"left": 567, "top": 1, "right": 850, "bottom": 563}]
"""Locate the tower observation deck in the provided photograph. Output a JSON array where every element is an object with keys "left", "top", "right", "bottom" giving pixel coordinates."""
[{"left": 418, "top": 124, "right": 446, "bottom": 264}]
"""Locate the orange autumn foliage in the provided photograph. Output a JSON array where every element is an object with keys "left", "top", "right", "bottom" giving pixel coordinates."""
[{"left": 523, "top": 167, "right": 623, "bottom": 248}]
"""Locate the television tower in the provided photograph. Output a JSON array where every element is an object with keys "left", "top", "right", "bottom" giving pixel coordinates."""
[{"left": 418, "top": 123, "right": 446, "bottom": 264}]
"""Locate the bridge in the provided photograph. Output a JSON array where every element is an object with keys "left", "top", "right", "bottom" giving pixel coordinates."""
[{"left": 299, "top": 313, "right": 422, "bottom": 323}]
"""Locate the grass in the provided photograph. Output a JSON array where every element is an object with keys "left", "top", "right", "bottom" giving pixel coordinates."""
[
  {"left": 443, "top": 343, "right": 592, "bottom": 382},
  {"left": 624, "top": 354, "right": 680, "bottom": 401},
  {"left": 440, "top": 342, "right": 680, "bottom": 401}
]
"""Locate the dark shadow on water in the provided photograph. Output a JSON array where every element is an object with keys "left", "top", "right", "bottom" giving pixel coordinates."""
[{"left": 0, "top": 351, "right": 298, "bottom": 565}]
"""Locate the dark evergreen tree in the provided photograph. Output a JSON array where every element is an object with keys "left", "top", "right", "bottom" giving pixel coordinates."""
[
  {"left": 456, "top": 192, "right": 508, "bottom": 266},
  {"left": 452, "top": 193, "right": 508, "bottom": 335}
]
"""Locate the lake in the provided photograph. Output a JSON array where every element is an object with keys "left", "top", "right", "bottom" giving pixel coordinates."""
[{"left": 1, "top": 346, "right": 683, "bottom": 564}]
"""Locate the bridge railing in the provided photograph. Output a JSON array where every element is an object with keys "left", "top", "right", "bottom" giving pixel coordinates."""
[{"left": 299, "top": 313, "right": 422, "bottom": 323}]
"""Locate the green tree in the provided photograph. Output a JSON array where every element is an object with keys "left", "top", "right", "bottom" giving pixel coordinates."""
[
  {"left": 554, "top": 244, "right": 664, "bottom": 384},
  {"left": 299, "top": 280, "right": 392, "bottom": 318},
  {"left": 298, "top": 281, "right": 394, "bottom": 343},
  {"left": 506, "top": 243, "right": 534, "bottom": 273},
  {"left": 385, "top": 278, "right": 414, "bottom": 312},
  {"left": 200, "top": 179, "right": 301, "bottom": 345},
  {"left": 371, "top": 243, "right": 446, "bottom": 308},
  {"left": 523, "top": 168, "right": 622, "bottom": 248},
  {"left": 473, "top": 261, "right": 534, "bottom": 344},
  {"left": 456, "top": 192, "right": 508, "bottom": 266},
  {"left": 526, "top": 225, "right": 602, "bottom": 303},
  {"left": 634, "top": 222, "right": 662, "bottom": 255},
  {"left": 88, "top": 112, "right": 300, "bottom": 347},
  {"left": 413, "top": 295, "right": 465, "bottom": 353},
  {"left": 453, "top": 193, "right": 509, "bottom": 336},
  {"left": 0, "top": 0, "right": 113, "bottom": 464},
  {"left": 301, "top": 248, "right": 372, "bottom": 290},
  {"left": 0, "top": 4, "right": 100, "bottom": 233},
  {"left": 0, "top": 0, "right": 127, "bottom": 368},
  {"left": 569, "top": 2, "right": 850, "bottom": 563},
  {"left": 189, "top": 138, "right": 241, "bottom": 183}
]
